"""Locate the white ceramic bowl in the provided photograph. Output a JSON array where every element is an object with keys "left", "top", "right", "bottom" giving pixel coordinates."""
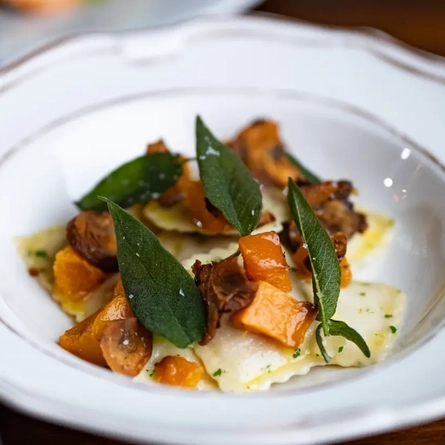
[{"left": 1, "top": 15, "right": 445, "bottom": 445}]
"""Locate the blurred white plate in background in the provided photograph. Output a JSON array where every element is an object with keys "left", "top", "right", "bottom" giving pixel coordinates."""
[{"left": 0, "top": 0, "right": 263, "bottom": 64}]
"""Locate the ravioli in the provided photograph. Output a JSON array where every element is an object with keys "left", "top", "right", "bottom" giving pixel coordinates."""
[
  {"left": 135, "top": 246, "right": 405, "bottom": 392},
  {"left": 192, "top": 277, "right": 404, "bottom": 392},
  {"left": 143, "top": 187, "right": 288, "bottom": 236},
  {"left": 17, "top": 225, "right": 117, "bottom": 322}
]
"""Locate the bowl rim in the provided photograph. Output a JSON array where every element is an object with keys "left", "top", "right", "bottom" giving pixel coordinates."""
[{"left": 1, "top": 12, "right": 445, "bottom": 82}]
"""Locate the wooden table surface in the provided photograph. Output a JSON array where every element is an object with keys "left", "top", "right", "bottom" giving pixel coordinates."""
[{"left": 2, "top": 1, "right": 445, "bottom": 444}]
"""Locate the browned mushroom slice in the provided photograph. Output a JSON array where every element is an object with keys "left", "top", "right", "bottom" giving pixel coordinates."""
[
  {"left": 100, "top": 317, "right": 153, "bottom": 377},
  {"left": 258, "top": 211, "right": 276, "bottom": 228},
  {"left": 146, "top": 139, "right": 191, "bottom": 207},
  {"left": 230, "top": 119, "right": 303, "bottom": 187},
  {"left": 331, "top": 231, "right": 348, "bottom": 260},
  {"left": 66, "top": 211, "right": 118, "bottom": 272},
  {"left": 296, "top": 180, "right": 368, "bottom": 239},
  {"left": 192, "top": 257, "right": 258, "bottom": 345},
  {"left": 300, "top": 180, "right": 354, "bottom": 206},
  {"left": 314, "top": 200, "right": 368, "bottom": 239}
]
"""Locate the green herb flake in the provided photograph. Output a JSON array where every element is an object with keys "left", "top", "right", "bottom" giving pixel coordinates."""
[
  {"left": 338, "top": 346, "right": 344, "bottom": 353},
  {"left": 213, "top": 368, "right": 223, "bottom": 377},
  {"left": 293, "top": 348, "right": 301, "bottom": 359},
  {"left": 196, "top": 116, "right": 262, "bottom": 236},
  {"left": 360, "top": 292, "right": 366, "bottom": 296},
  {"left": 385, "top": 314, "right": 393, "bottom": 319},
  {"left": 105, "top": 198, "right": 205, "bottom": 348},
  {"left": 390, "top": 326, "right": 397, "bottom": 334},
  {"left": 34, "top": 250, "right": 48, "bottom": 258},
  {"left": 77, "top": 152, "right": 183, "bottom": 212}
]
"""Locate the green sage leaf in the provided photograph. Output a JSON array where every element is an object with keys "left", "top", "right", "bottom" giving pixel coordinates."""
[
  {"left": 196, "top": 116, "right": 262, "bottom": 237},
  {"left": 284, "top": 152, "right": 321, "bottom": 185},
  {"left": 328, "top": 319, "right": 371, "bottom": 358},
  {"left": 77, "top": 153, "right": 182, "bottom": 212},
  {"left": 287, "top": 178, "right": 341, "bottom": 333},
  {"left": 104, "top": 198, "right": 205, "bottom": 348}
]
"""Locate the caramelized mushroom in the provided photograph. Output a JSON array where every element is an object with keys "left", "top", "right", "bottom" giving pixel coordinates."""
[
  {"left": 300, "top": 180, "right": 353, "bottom": 206},
  {"left": 258, "top": 211, "right": 276, "bottom": 227},
  {"left": 192, "top": 257, "right": 258, "bottom": 345},
  {"left": 298, "top": 180, "right": 368, "bottom": 239},
  {"left": 314, "top": 200, "right": 367, "bottom": 239},
  {"left": 66, "top": 211, "right": 118, "bottom": 272},
  {"left": 230, "top": 119, "right": 303, "bottom": 187},
  {"left": 331, "top": 231, "right": 347, "bottom": 260},
  {"left": 146, "top": 139, "right": 191, "bottom": 207},
  {"left": 100, "top": 317, "right": 153, "bottom": 377}
]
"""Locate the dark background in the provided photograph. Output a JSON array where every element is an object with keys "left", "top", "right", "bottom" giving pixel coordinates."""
[{"left": 1, "top": 0, "right": 445, "bottom": 444}]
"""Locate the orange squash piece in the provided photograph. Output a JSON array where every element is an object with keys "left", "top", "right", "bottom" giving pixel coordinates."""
[
  {"left": 53, "top": 246, "right": 107, "bottom": 300},
  {"left": 58, "top": 310, "right": 107, "bottom": 367},
  {"left": 231, "top": 120, "right": 301, "bottom": 187},
  {"left": 185, "top": 181, "right": 231, "bottom": 234},
  {"left": 292, "top": 245, "right": 352, "bottom": 288},
  {"left": 231, "top": 281, "right": 317, "bottom": 349},
  {"left": 239, "top": 231, "right": 292, "bottom": 292},
  {"left": 147, "top": 140, "right": 192, "bottom": 207},
  {"left": 340, "top": 257, "right": 352, "bottom": 288},
  {"left": 291, "top": 244, "right": 312, "bottom": 279},
  {"left": 59, "top": 280, "right": 135, "bottom": 367},
  {"left": 154, "top": 356, "right": 204, "bottom": 389},
  {"left": 100, "top": 317, "right": 152, "bottom": 377}
]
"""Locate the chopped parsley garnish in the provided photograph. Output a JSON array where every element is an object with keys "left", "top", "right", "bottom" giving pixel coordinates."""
[
  {"left": 213, "top": 368, "right": 223, "bottom": 377},
  {"left": 34, "top": 250, "right": 48, "bottom": 258},
  {"left": 384, "top": 314, "right": 393, "bottom": 319},
  {"left": 360, "top": 292, "right": 366, "bottom": 296},
  {"left": 293, "top": 348, "right": 301, "bottom": 359},
  {"left": 389, "top": 326, "right": 397, "bottom": 334},
  {"left": 338, "top": 346, "right": 344, "bottom": 353}
]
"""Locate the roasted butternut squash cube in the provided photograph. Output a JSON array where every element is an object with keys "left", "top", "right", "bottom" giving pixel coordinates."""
[
  {"left": 58, "top": 309, "right": 106, "bottom": 367},
  {"left": 340, "top": 257, "right": 352, "bottom": 288},
  {"left": 231, "top": 281, "right": 317, "bottom": 349},
  {"left": 53, "top": 246, "right": 106, "bottom": 300},
  {"left": 185, "top": 181, "right": 231, "bottom": 234},
  {"left": 147, "top": 140, "right": 192, "bottom": 207},
  {"left": 239, "top": 231, "right": 292, "bottom": 292},
  {"left": 292, "top": 245, "right": 352, "bottom": 288},
  {"left": 59, "top": 280, "right": 136, "bottom": 367},
  {"left": 154, "top": 356, "right": 204, "bottom": 389},
  {"left": 291, "top": 243, "right": 312, "bottom": 279}
]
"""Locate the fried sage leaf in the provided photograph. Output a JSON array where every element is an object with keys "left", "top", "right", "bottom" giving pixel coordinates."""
[
  {"left": 287, "top": 178, "right": 370, "bottom": 362},
  {"left": 104, "top": 198, "right": 205, "bottom": 348},
  {"left": 284, "top": 152, "right": 321, "bottom": 185},
  {"left": 328, "top": 319, "right": 371, "bottom": 358},
  {"left": 196, "top": 116, "right": 262, "bottom": 237},
  {"left": 77, "top": 153, "right": 182, "bottom": 212},
  {"left": 287, "top": 178, "right": 341, "bottom": 333}
]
